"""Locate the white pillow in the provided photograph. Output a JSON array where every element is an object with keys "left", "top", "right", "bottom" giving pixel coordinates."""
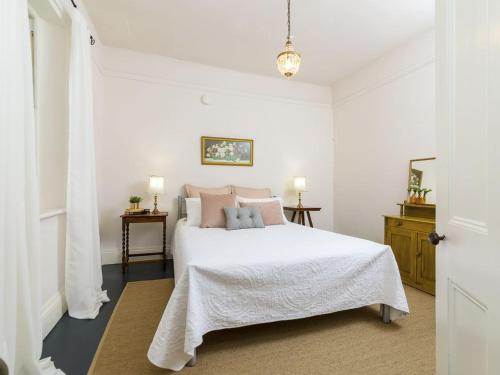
[
  {"left": 236, "top": 196, "right": 288, "bottom": 223},
  {"left": 185, "top": 198, "right": 201, "bottom": 226}
]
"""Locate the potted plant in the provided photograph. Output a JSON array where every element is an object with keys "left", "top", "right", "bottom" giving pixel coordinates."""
[
  {"left": 416, "top": 188, "right": 425, "bottom": 204},
  {"left": 129, "top": 196, "right": 142, "bottom": 210},
  {"left": 422, "top": 188, "right": 432, "bottom": 204},
  {"left": 409, "top": 186, "right": 419, "bottom": 204}
]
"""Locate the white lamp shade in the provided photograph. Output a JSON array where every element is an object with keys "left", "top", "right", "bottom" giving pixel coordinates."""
[
  {"left": 148, "top": 175, "right": 165, "bottom": 194},
  {"left": 294, "top": 176, "right": 307, "bottom": 192}
]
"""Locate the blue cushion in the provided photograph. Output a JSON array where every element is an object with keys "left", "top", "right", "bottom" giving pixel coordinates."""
[{"left": 223, "top": 207, "right": 265, "bottom": 230}]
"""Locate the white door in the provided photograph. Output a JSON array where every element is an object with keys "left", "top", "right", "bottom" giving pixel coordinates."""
[{"left": 436, "top": 0, "right": 500, "bottom": 374}]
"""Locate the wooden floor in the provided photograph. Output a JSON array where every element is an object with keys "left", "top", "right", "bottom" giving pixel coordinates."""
[{"left": 42, "top": 262, "right": 174, "bottom": 375}]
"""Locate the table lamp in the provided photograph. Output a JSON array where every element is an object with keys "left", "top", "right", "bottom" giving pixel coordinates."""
[
  {"left": 149, "top": 176, "right": 164, "bottom": 214},
  {"left": 294, "top": 176, "right": 306, "bottom": 208}
]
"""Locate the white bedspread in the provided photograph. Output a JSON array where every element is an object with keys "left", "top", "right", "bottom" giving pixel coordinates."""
[{"left": 147, "top": 220, "right": 409, "bottom": 371}]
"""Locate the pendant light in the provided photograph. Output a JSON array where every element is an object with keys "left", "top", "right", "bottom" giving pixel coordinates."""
[{"left": 276, "top": 0, "right": 301, "bottom": 78}]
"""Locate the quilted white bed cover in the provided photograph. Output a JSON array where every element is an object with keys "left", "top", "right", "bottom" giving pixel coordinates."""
[{"left": 147, "top": 220, "right": 409, "bottom": 371}]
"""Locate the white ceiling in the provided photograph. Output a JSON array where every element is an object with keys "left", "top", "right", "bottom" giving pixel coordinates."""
[{"left": 82, "top": 0, "right": 434, "bottom": 86}]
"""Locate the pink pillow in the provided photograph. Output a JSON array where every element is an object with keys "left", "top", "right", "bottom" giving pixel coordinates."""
[
  {"left": 185, "top": 184, "right": 231, "bottom": 198},
  {"left": 239, "top": 201, "right": 284, "bottom": 225},
  {"left": 200, "top": 193, "right": 237, "bottom": 228},
  {"left": 231, "top": 185, "right": 272, "bottom": 198}
]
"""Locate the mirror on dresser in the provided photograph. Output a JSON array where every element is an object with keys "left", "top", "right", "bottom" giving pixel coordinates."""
[{"left": 407, "top": 157, "right": 436, "bottom": 205}]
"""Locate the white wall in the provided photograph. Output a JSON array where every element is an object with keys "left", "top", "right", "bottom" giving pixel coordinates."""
[
  {"left": 93, "top": 47, "right": 335, "bottom": 264},
  {"left": 332, "top": 30, "right": 436, "bottom": 243},
  {"left": 40, "top": 212, "right": 66, "bottom": 337}
]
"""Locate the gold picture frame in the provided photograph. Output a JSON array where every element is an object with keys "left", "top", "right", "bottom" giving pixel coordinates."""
[{"left": 201, "top": 136, "right": 254, "bottom": 166}]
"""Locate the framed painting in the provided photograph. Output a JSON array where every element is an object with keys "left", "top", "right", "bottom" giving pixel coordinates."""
[
  {"left": 409, "top": 168, "right": 423, "bottom": 188},
  {"left": 201, "top": 136, "right": 253, "bottom": 166}
]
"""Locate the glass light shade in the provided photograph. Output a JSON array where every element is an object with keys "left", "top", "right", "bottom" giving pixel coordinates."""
[
  {"left": 148, "top": 175, "right": 165, "bottom": 194},
  {"left": 294, "top": 176, "right": 307, "bottom": 192},
  {"left": 276, "top": 41, "right": 301, "bottom": 78}
]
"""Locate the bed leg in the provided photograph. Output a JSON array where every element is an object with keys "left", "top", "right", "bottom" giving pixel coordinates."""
[
  {"left": 381, "top": 304, "right": 391, "bottom": 324},
  {"left": 186, "top": 349, "right": 197, "bottom": 367}
]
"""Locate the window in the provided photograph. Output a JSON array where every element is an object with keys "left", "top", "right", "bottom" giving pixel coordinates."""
[{"left": 28, "top": 8, "right": 71, "bottom": 213}]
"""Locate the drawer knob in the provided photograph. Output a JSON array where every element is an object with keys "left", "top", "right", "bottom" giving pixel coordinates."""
[{"left": 428, "top": 232, "right": 446, "bottom": 245}]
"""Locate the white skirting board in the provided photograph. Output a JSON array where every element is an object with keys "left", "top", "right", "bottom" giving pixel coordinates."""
[
  {"left": 42, "top": 291, "right": 67, "bottom": 338},
  {"left": 101, "top": 245, "right": 172, "bottom": 265}
]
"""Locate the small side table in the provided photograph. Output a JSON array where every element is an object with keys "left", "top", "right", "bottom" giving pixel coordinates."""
[
  {"left": 120, "top": 212, "right": 168, "bottom": 273},
  {"left": 283, "top": 206, "right": 321, "bottom": 227}
]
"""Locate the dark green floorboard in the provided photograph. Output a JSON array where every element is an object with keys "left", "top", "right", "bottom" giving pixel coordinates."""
[{"left": 42, "top": 261, "right": 174, "bottom": 375}]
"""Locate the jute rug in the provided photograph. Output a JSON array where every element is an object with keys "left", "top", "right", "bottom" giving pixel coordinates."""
[{"left": 88, "top": 279, "right": 435, "bottom": 375}]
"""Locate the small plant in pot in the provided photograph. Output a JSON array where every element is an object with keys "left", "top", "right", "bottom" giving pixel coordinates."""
[
  {"left": 422, "top": 188, "right": 432, "bottom": 204},
  {"left": 409, "top": 186, "right": 419, "bottom": 204},
  {"left": 129, "top": 195, "right": 142, "bottom": 209},
  {"left": 415, "top": 188, "right": 423, "bottom": 204}
]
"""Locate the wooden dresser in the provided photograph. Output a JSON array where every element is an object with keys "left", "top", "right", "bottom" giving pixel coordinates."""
[{"left": 384, "top": 204, "right": 436, "bottom": 295}]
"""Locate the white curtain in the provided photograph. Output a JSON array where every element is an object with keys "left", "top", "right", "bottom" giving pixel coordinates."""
[
  {"left": 65, "top": 8, "right": 109, "bottom": 319},
  {"left": 0, "top": 0, "right": 63, "bottom": 374}
]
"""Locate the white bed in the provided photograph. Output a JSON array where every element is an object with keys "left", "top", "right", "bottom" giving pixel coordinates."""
[{"left": 147, "top": 218, "right": 409, "bottom": 371}]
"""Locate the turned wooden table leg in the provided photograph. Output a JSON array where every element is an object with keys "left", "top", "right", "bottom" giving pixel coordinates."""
[
  {"left": 162, "top": 219, "right": 167, "bottom": 271},
  {"left": 291, "top": 211, "right": 297, "bottom": 223},
  {"left": 125, "top": 222, "right": 130, "bottom": 273},
  {"left": 121, "top": 220, "right": 126, "bottom": 273}
]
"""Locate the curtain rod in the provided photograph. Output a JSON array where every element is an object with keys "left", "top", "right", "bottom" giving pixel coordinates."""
[{"left": 69, "top": 0, "right": 96, "bottom": 45}]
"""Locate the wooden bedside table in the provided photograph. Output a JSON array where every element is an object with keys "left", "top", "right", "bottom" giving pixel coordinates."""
[
  {"left": 120, "top": 212, "right": 168, "bottom": 273},
  {"left": 283, "top": 206, "right": 321, "bottom": 227}
]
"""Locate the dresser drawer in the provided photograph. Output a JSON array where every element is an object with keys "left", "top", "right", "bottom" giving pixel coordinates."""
[{"left": 386, "top": 217, "right": 434, "bottom": 233}]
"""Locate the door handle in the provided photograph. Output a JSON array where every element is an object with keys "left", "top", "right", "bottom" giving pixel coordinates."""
[
  {"left": 428, "top": 232, "right": 446, "bottom": 245},
  {"left": 0, "top": 358, "right": 7, "bottom": 375}
]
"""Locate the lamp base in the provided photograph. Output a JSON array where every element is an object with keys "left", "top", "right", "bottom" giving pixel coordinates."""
[
  {"left": 152, "top": 194, "right": 159, "bottom": 214},
  {"left": 296, "top": 192, "right": 303, "bottom": 208}
]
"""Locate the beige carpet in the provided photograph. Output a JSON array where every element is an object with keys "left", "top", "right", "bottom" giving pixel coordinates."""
[{"left": 88, "top": 279, "right": 435, "bottom": 375}]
